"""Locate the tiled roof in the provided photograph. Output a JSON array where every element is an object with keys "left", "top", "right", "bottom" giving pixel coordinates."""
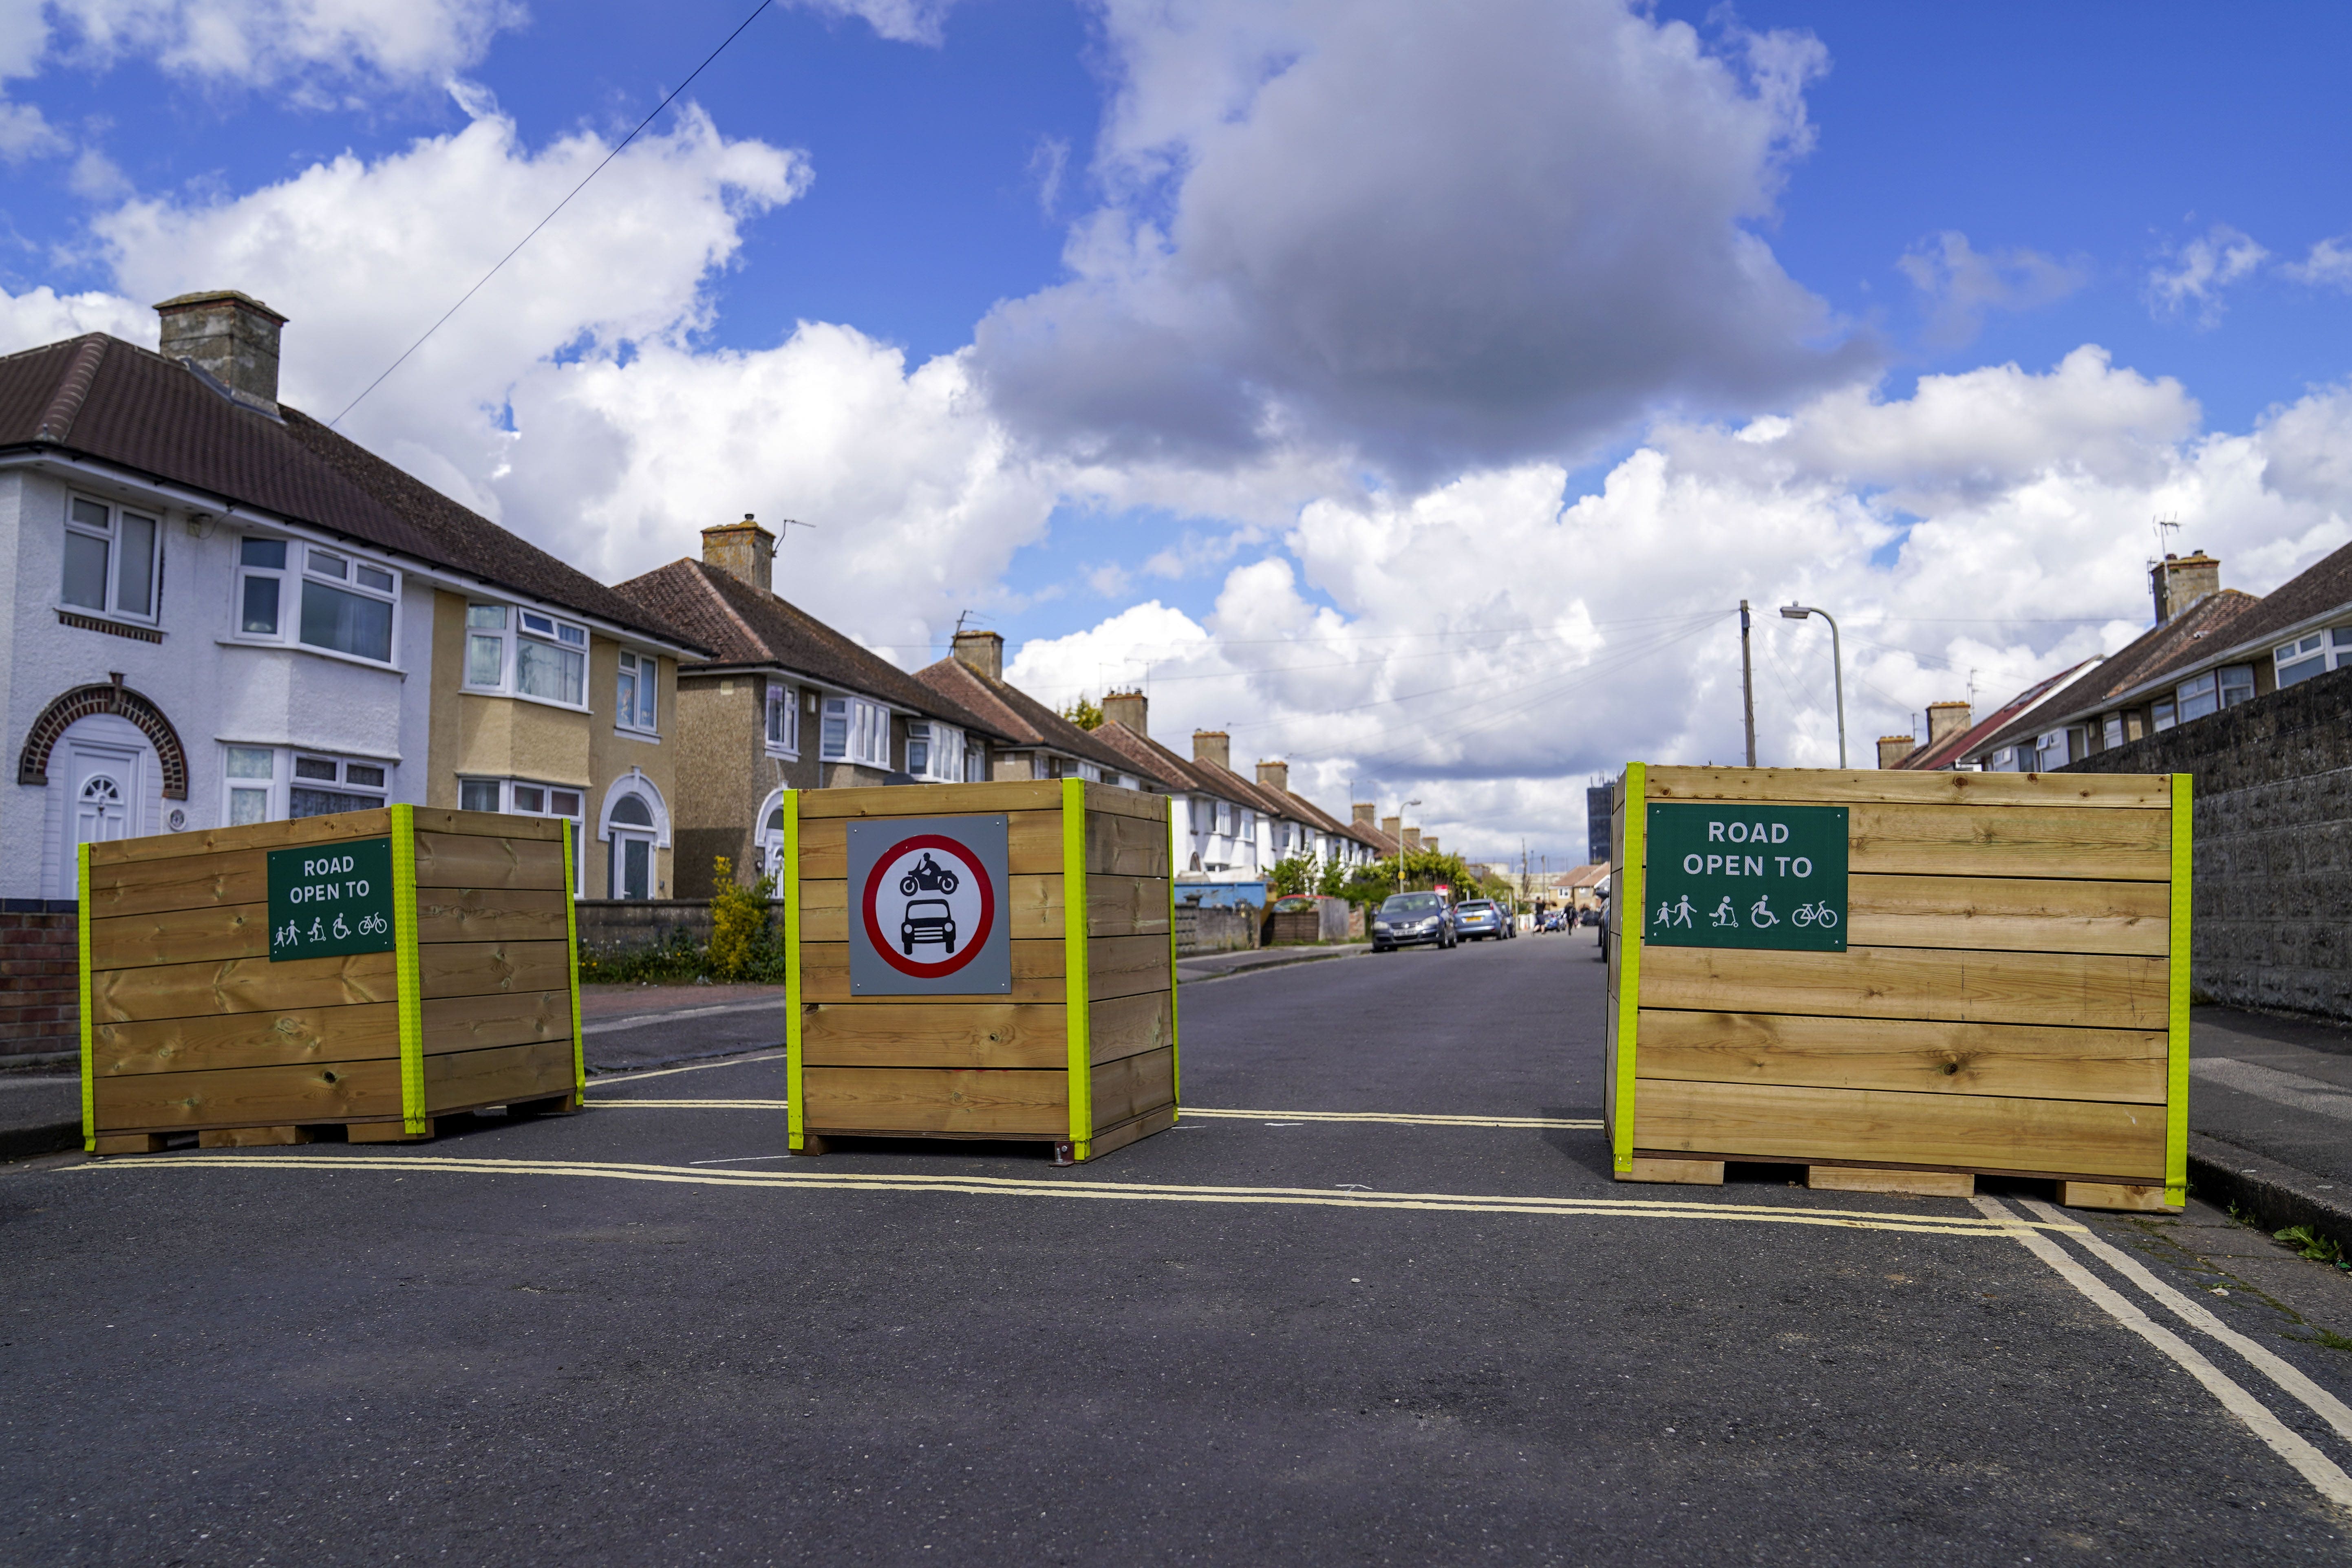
[
  {"left": 2166, "top": 540, "right": 2352, "bottom": 668},
  {"left": 1090, "top": 721, "right": 1207, "bottom": 794},
  {"left": 1889, "top": 658, "right": 2100, "bottom": 770},
  {"left": 615, "top": 561, "right": 1007, "bottom": 737},
  {"left": 1972, "top": 590, "right": 2260, "bottom": 756},
  {"left": 0, "top": 332, "right": 702, "bottom": 650},
  {"left": 913, "top": 657, "right": 1165, "bottom": 782}
]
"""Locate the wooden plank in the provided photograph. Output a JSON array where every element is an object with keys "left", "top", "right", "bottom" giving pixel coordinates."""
[
  {"left": 1087, "top": 809, "right": 1172, "bottom": 878},
  {"left": 798, "top": 781, "right": 1066, "bottom": 819},
  {"left": 85, "top": 850, "right": 267, "bottom": 920},
  {"left": 91, "top": 951, "right": 398, "bottom": 1023},
  {"left": 1634, "top": 1078, "right": 2166, "bottom": 1180},
  {"left": 1616, "top": 1157, "right": 1723, "bottom": 1185},
  {"left": 1084, "top": 1102, "right": 1176, "bottom": 1161},
  {"left": 198, "top": 1125, "right": 316, "bottom": 1149},
  {"left": 413, "top": 832, "right": 568, "bottom": 891},
  {"left": 424, "top": 1041, "right": 577, "bottom": 1113},
  {"left": 1846, "top": 804, "right": 2170, "bottom": 881},
  {"left": 87, "top": 900, "right": 269, "bottom": 969},
  {"left": 87, "top": 808, "right": 563, "bottom": 868},
  {"left": 1638, "top": 946, "right": 2168, "bottom": 1031},
  {"left": 93, "top": 1057, "right": 401, "bottom": 1132},
  {"left": 800, "top": 811, "right": 1066, "bottom": 880},
  {"left": 418, "top": 940, "right": 574, "bottom": 1002},
  {"left": 415, "top": 887, "right": 571, "bottom": 945},
  {"left": 349, "top": 1119, "right": 435, "bottom": 1143},
  {"left": 93, "top": 1002, "right": 401, "bottom": 1076},
  {"left": 1083, "top": 783, "right": 1172, "bottom": 823},
  {"left": 799, "top": 1065, "right": 1068, "bottom": 1136},
  {"left": 802, "top": 1002, "right": 1068, "bottom": 1070},
  {"left": 2059, "top": 1180, "right": 2180, "bottom": 1213},
  {"left": 1090, "top": 876, "right": 1172, "bottom": 938},
  {"left": 1634, "top": 1010, "right": 2168, "bottom": 1103},
  {"left": 419, "top": 990, "right": 574, "bottom": 1056},
  {"left": 1088, "top": 935, "right": 1174, "bottom": 1002},
  {"left": 1846, "top": 875, "right": 2168, "bottom": 956},
  {"left": 1090, "top": 1044, "right": 1175, "bottom": 1129},
  {"left": 1645, "top": 765, "right": 2173, "bottom": 810},
  {"left": 93, "top": 1134, "right": 170, "bottom": 1155},
  {"left": 801, "top": 933, "right": 1167, "bottom": 1004},
  {"left": 1807, "top": 1164, "right": 1974, "bottom": 1198},
  {"left": 1089, "top": 990, "right": 1173, "bottom": 1067}
]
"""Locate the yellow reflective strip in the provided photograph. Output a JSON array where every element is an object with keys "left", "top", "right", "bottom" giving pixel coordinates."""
[
  {"left": 1063, "top": 778, "right": 1092, "bottom": 1157},
  {"left": 77, "top": 842, "right": 94, "bottom": 1152},
  {"left": 1165, "top": 799, "right": 1180, "bottom": 1121},
  {"left": 2167, "top": 771, "right": 2193, "bottom": 1205},
  {"left": 1612, "top": 762, "right": 1646, "bottom": 1172},
  {"left": 563, "top": 824, "right": 583, "bottom": 1098},
  {"left": 781, "top": 791, "right": 805, "bottom": 1149},
  {"left": 390, "top": 805, "right": 426, "bottom": 1134}
]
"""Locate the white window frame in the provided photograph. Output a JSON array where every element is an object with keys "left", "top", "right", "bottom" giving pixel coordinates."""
[
  {"left": 764, "top": 680, "right": 800, "bottom": 759},
  {"left": 461, "top": 602, "right": 587, "bottom": 710},
  {"left": 616, "top": 650, "right": 660, "bottom": 736},
  {"left": 227, "top": 533, "right": 401, "bottom": 667},
  {"left": 63, "top": 492, "right": 163, "bottom": 624},
  {"left": 819, "top": 695, "right": 891, "bottom": 769},
  {"left": 2151, "top": 695, "right": 2178, "bottom": 732},
  {"left": 457, "top": 776, "right": 586, "bottom": 895},
  {"left": 2175, "top": 670, "right": 2221, "bottom": 723},
  {"left": 964, "top": 739, "right": 986, "bottom": 783},
  {"left": 223, "top": 744, "right": 393, "bottom": 825},
  {"left": 906, "top": 719, "right": 966, "bottom": 783},
  {"left": 2275, "top": 625, "right": 2352, "bottom": 689}
]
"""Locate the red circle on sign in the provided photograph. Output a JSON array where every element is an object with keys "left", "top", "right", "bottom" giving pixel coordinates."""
[{"left": 860, "top": 834, "right": 997, "bottom": 979}]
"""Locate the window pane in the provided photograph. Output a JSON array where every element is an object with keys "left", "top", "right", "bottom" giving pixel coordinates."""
[
  {"left": 520, "top": 611, "right": 554, "bottom": 637},
  {"left": 2219, "top": 666, "right": 2255, "bottom": 706},
  {"left": 513, "top": 785, "right": 544, "bottom": 813},
  {"left": 241, "top": 573, "right": 281, "bottom": 634},
  {"left": 907, "top": 738, "right": 929, "bottom": 774},
  {"left": 2153, "top": 698, "right": 2178, "bottom": 732},
  {"left": 611, "top": 793, "right": 654, "bottom": 827},
  {"left": 637, "top": 668, "right": 655, "bottom": 729},
  {"left": 617, "top": 668, "right": 637, "bottom": 723},
  {"left": 113, "top": 512, "right": 156, "bottom": 616},
  {"left": 300, "top": 580, "right": 394, "bottom": 662},
  {"left": 517, "top": 639, "right": 583, "bottom": 704},
  {"left": 62, "top": 529, "right": 108, "bottom": 610},
  {"left": 294, "top": 756, "right": 338, "bottom": 780},
  {"left": 346, "top": 763, "right": 386, "bottom": 788},
  {"left": 467, "top": 604, "right": 507, "bottom": 629},
  {"left": 551, "top": 790, "right": 581, "bottom": 816},
  {"left": 558, "top": 623, "right": 585, "bottom": 647},
  {"left": 355, "top": 565, "right": 394, "bottom": 594},
  {"left": 307, "top": 550, "right": 347, "bottom": 580},
  {"left": 2280, "top": 654, "right": 2326, "bottom": 688},
  {"left": 70, "top": 498, "right": 110, "bottom": 530},
  {"left": 821, "top": 708, "right": 847, "bottom": 758},
  {"left": 240, "top": 537, "right": 286, "bottom": 569},
  {"left": 459, "top": 779, "right": 500, "bottom": 812},
  {"left": 229, "top": 787, "right": 269, "bottom": 825},
  {"left": 466, "top": 632, "right": 503, "bottom": 686},
  {"left": 290, "top": 786, "right": 381, "bottom": 818},
  {"left": 226, "top": 747, "right": 274, "bottom": 779}
]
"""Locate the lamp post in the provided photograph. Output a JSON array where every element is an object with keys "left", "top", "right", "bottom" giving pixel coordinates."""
[
  {"left": 1779, "top": 604, "right": 1847, "bottom": 768},
  {"left": 1402, "top": 798, "right": 1422, "bottom": 889}
]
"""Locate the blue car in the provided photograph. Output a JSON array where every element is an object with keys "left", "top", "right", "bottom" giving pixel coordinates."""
[{"left": 1454, "top": 899, "right": 1507, "bottom": 940}]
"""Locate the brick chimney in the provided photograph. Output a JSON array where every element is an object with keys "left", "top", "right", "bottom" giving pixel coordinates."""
[
  {"left": 1353, "top": 802, "right": 1376, "bottom": 827},
  {"left": 1381, "top": 814, "right": 1401, "bottom": 842},
  {"left": 156, "top": 290, "right": 285, "bottom": 413},
  {"left": 1101, "top": 689, "right": 1147, "bottom": 735},
  {"left": 1255, "top": 759, "right": 1289, "bottom": 794},
  {"left": 1876, "top": 735, "right": 1916, "bottom": 770},
  {"left": 1926, "top": 701, "right": 1971, "bottom": 745},
  {"left": 953, "top": 629, "right": 1004, "bottom": 682},
  {"left": 701, "top": 513, "right": 776, "bottom": 594},
  {"left": 1401, "top": 826, "right": 1422, "bottom": 853},
  {"left": 1192, "top": 730, "right": 1230, "bottom": 771},
  {"left": 2151, "top": 551, "right": 2221, "bottom": 624},
  {"left": 1423, "top": 836, "right": 1439, "bottom": 855}
]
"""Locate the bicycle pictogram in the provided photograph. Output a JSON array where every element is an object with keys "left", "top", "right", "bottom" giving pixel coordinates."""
[{"left": 1792, "top": 902, "right": 1838, "bottom": 929}]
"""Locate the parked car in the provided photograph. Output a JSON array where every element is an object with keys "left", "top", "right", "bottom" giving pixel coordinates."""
[
  {"left": 1578, "top": 908, "right": 1600, "bottom": 927},
  {"left": 1542, "top": 911, "right": 1567, "bottom": 932},
  {"left": 1371, "top": 891, "right": 1454, "bottom": 951},
  {"left": 1454, "top": 899, "right": 1506, "bottom": 940}
]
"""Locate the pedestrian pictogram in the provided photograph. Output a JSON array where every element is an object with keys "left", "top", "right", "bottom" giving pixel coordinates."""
[{"left": 845, "top": 815, "right": 1013, "bottom": 995}]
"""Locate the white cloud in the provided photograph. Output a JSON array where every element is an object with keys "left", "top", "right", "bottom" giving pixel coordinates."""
[
  {"left": 2147, "top": 223, "right": 2268, "bottom": 325},
  {"left": 2281, "top": 236, "right": 2352, "bottom": 291},
  {"left": 43, "top": 0, "right": 522, "bottom": 88},
  {"left": 1897, "top": 230, "right": 2086, "bottom": 348},
  {"left": 972, "top": 0, "right": 1870, "bottom": 480}
]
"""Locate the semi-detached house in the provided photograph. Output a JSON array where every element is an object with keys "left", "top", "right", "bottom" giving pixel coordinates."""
[{"left": 0, "top": 291, "right": 705, "bottom": 905}]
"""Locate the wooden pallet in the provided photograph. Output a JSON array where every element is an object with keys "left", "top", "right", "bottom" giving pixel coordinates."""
[{"left": 90, "top": 1090, "right": 583, "bottom": 1155}]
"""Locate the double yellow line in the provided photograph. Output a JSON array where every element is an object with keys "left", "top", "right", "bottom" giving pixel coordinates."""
[{"left": 582, "top": 1099, "right": 1601, "bottom": 1130}]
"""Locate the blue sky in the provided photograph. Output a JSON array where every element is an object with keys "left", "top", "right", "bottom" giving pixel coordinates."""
[{"left": 4, "top": 0, "right": 2349, "bottom": 858}]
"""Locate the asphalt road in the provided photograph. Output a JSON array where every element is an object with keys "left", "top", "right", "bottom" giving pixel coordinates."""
[{"left": 8, "top": 935, "right": 2352, "bottom": 1563}]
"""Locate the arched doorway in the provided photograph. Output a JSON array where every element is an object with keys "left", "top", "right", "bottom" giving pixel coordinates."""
[
  {"left": 47, "top": 714, "right": 153, "bottom": 897},
  {"left": 753, "top": 787, "right": 787, "bottom": 880}
]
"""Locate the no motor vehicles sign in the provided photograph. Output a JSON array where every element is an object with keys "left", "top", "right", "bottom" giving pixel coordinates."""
[{"left": 845, "top": 814, "right": 1013, "bottom": 995}]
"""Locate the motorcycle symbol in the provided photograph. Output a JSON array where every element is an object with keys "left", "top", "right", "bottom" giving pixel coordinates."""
[{"left": 898, "top": 852, "right": 961, "bottom": 897}]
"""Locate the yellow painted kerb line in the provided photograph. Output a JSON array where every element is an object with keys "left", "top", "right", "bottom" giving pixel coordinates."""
[
  {"left": 74, "top": 1154, "right": 2089, "bottom": 1239},
  {"left": 1612, "top": 761, "right": 1646, "bottom": 1173},
  {"left": 389, "top": 804, "right": 427, "bottom": 1134},
  {"left": 2167, "top": 771, "right": 2193, "bottom": 1208}
]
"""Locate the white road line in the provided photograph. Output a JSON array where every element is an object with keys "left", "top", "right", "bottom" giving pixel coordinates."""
[
  {"left": 2019, "top": 1195, "right": 2352, "bottom": 1448},
  {"left": 582, "top": 999, "right": 794, "bottom": 1037},
  {"left": 591, "top": 1099, "right": 790, "bottom": 1109},
  {"left": 1182, "top": 1108, "right": 1597, "bottom": 1129},
  {"left": 590, "top": 1050, "right": 787, "bottom": 1085},
  {"left": 1973, "top": 1195, "right": 2352, "bottom": 1513},
  {"left": 2189, "top": 1058, "right": 2352, "bottom": 1124}
]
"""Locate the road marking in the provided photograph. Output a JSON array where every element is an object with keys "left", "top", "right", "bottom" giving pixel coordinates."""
[
  {"left": 590, "top": 1050, "right": 788, "bottom": 1085},
  {"left": 77, "top": 1154, "right": 2078, "bottom": 1238},
  {"left": 2018, "top": 1196, "right": 2352, "bottom": 1447},
  {"left": 581, "top": 1096, "right": 1600, "bottom": 1130},
  {"left": 1974, "top": 1195, "right": 2352, "bottom": 1513},
  {"left": 582, "top": 999, "right": 794, "bottom": 1037},
  {"left": 590, "top": 1098, "right": 790, "bottom": 1109},
  {"left": 2189, "top": 1057, "right": 2352, "bottom": 1124}
]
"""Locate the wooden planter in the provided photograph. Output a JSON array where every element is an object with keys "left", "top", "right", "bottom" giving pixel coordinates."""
[
  {"left": 1605, "top": 765, "right": 2189, "bottom": 1211},
  {"left": 780, "top": 779, "right": 1178, "bottom": 1162},
  {"left": 79, "top": 807, "right": 583, "bottom": 1153}
]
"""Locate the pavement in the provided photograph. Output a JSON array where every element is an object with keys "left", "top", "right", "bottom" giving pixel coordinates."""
[{"left": 10, "top": 935, "right": 2352, "bottom": 1560}]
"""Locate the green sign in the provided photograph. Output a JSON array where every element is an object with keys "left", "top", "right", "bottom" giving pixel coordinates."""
[
  {"left": 267, "top": 836, "right": 396, "bottom": 962},
  {"left": 1642, "top": 803, "right": 1849, "bottom": 951}
]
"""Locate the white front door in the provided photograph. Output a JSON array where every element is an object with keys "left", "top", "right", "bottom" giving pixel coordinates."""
[
  {"left": 65, "top": 741, "right": 139, "bottom": 890},
  {"left": 611, "top": 832, "right": 654, "bottom": 900}
]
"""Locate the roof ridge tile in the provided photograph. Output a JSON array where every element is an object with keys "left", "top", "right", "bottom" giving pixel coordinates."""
[{"left": 34, "top": 335, "right": 107, "bottom": 444}]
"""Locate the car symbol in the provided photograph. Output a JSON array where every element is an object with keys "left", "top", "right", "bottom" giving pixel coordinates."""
[{"left": 901, "top": 897, "right": 957, "bottom": 956}]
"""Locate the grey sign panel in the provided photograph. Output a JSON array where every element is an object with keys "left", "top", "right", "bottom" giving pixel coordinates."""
[{"left": 845, "top": 814, "right": 1013, "bottom": 996}]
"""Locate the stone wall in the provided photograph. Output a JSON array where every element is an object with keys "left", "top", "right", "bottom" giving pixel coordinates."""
[
  {"left": 574, "top": 898, "right": 717, "bottom": 958},
  {"left": 0, "top": 901, "right": 79, "bottom": 1066},
  {"left": 2064, "top": 665, "right": 2352, "bottom": 1019},
  {"left": 1176, "top": 902, "right": 1257, "bottom": 957}
]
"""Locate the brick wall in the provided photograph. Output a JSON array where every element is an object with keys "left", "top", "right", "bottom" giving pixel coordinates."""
[
  {"left": 2064, "top": 665, "right": 2352, "bottom": 1019},
  {"left": 0, "top": 902, "right": 80, "bottom": 1066},
  {"left": 574, "top": 898, "right": 716, "bottom": 957}
]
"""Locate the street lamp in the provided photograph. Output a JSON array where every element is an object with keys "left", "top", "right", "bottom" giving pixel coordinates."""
[{"left": 1779, "top": 604, "right": 1847, "bottom": 768}]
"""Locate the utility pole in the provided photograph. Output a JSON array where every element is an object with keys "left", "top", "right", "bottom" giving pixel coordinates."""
[{"left": 1739, "top": 600, "right": 1758, "bottom": 767}]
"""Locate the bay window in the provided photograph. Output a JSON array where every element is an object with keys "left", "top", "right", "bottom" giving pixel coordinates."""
[
  {"left": 906, "top": 721, "right": 966, "bottom": 782},
  {"left": 64, "top": 495, "right": 161, "bottom": 622},
  {"left": 463, "top": 603, "right": 586, "bottom": 707},
  {"left": 820, "top": 695, "right": 890, "bottom": 768},
  {"left": 2275, "top": 627, "right": 2352, "bottom": 688},
  {"left": 221, "top": 745, "right": 390, "bottom": 824},
  {"left": 299, "top": 548, "right": 395, "bottom": 662},
  {"left": 2151, "top": 696, "right": 2178, "bottom": 732},
  {"left": 616, "top": 650, "right": 659, "bottom": 734}
]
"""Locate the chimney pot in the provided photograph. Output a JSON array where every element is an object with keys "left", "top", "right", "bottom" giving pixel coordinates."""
[
  {"left": 1101, "top": 689, "right": 1148, "bottom": 737},
  {"left": 2151, "top": 550, "right": 2221, "bottom": 624},
  {"left": 155, "top": 290, "right": 285, "bottom": 412},
  {"left": 1353, "top": 802, "right": 1375, "bottom": 827},
  {"left": 701, "top": 513, "right": 777, "bottom": 594},
  {"left": 952, "top": 629, "right": 1004, "bottom": 682},
  {"left": 1191, "top": 730, "right": 1231, "bottom": 771},
  {"left": 1255, "top": 759, "right": 1289, "bottom": 794}
]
